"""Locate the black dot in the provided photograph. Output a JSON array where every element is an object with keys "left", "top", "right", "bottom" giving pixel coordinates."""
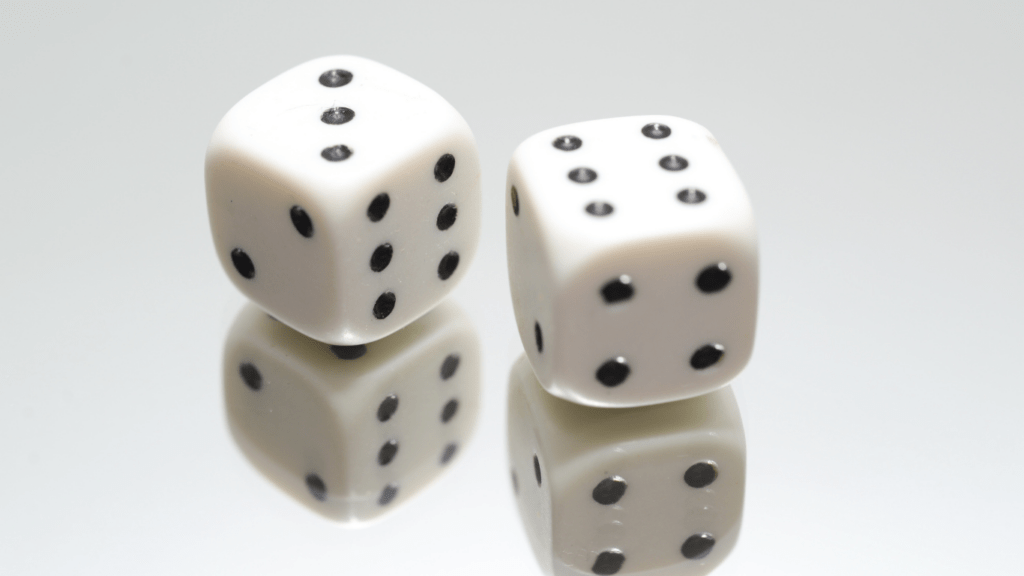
[
  {"left": 437, "top": 251, "right": 460, "bottom": 280},
  {"left": 378, "top": 484, "right": 398, "bottom": 506},
  {"left": 677, "top": 188, "right": 707, "bottom": 204},
  {"left": 329, "top": 344, "right": 366, "bottom": 360},
  {"left": 305, "top": 474, "right": 327, "bottom": 501},
  {"left": 378, "top": 440, "right": 399, "bottom": 466},
  {"left": 440, "top": 443, "right": 458, "bottom": 465},
  {"left": 436, "top": 203, "right": 457, "bottom": 230},
  {"left": 696, "top": 263, "right": 731, "bottom": 293},
  {"left": 533, "top": 454, "right": 542, "bottom": 486},
  {"left": 690, "top": 344, "right": 725, "bottom": 370},
  {"left": 440, "top": 354, "right": 460, "bottom": 380},
  {"left": 586, "top": 202, "right": 614, "bottom": 216},
  {"left": 321, "top": 145, "right": 352, "bottom": 162},
  {"left": 534, "top": 322, "right": 543, "bottom": 353},
  {"left": 601, "top": 276, "right": 633, "bottom": 303},
  {"left": 321, "top": 107, "right": 354, "bottom": 125},
  {"left": 434, "top": 153, "right": 456, "bottom": 182},
  {"left": 659, "top": 155, "right": 688, "bottom": 171},
  {"left": 592, "top": 476, "right": 627, "bottom": 505},
  {"left": 569, "top": 168, "right": 598, "bottom": 183},
  {"left": 552, "top": 135, "right": 582, "bottom": 151},
  {"left": 373, "top": 292, "right": 396, "bottom": 319},
  {"left": 230, "top": 248, "right": 255, "bottom": 279},
  {"left": 289, "top": 205, "right": 314, "bottom": 237},
  {"left": 681, "top": 533, "right": 715, "bottom": 560},
  {"left": 441, "top": 399, "right": 458, "bottom": 423},
  {"left": 642, "top": 122, "right": 672, "bottom": 139},
  {"left": 510, "top": 186, "right": 520, "bottom": 216},
  {"left": 377, "top": 394, "right": 399, "bottom": 422},
  {"left": 592, "top": 550, "right": 626, "bottom": 575},
  {"left": 684, "top": 462, "right": 719, "bottom": 488},
  {"left": 596, "top": 357, "right": 630, "bottom": 387},
  {"left": 370, "top": 243, "right": 393, "bottom": 272},
  {"left": 239, "top": 362, "right": 261, "bottom": 391},
  {"left": 367, "top": 193, "right": 390, "bottom": 222},
  {"left": 318, "top": 69, "right": 353, "bottom": 88},
  {"left": 511, "top": 470, "right": 519, "bottom": 495}
]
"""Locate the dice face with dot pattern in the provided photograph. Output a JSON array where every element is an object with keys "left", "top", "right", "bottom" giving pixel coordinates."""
[
  {"left": 207, "top": 55, "right": 481, "bottom": 345},
  {"left": 507, "top": 356, "right": 745, "bottom": 576},
  {"left": 224, "top": 300, "right": 480, "bottom": 522},
  {"left": 506, "top": 116, "right": 757, "bottom": 407}
]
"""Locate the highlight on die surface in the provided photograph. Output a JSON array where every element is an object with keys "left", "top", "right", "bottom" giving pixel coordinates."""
[
  {"left": 507, "top": 356, "right": 746, "bottom": 576},
  {"left": 224, "top": 300, "right": 480, "bottom": 523},
  {"left": 206, "top": 55, "right": 481, "bottom": 345},
  {"left": 506, "top": 116, "right": 758, "bottom": 407}
]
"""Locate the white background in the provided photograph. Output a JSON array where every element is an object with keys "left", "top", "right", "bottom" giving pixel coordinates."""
[{"left": 1, "top": 1, "right": 1022, "bottom": 574}]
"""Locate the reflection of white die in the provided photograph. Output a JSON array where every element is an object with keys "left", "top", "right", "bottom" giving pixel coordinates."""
[
  {"left": 506, "top": 116, "right": 757, "bottom": 407},
  {"left": 224, "top": 300, "right": 479, "bottom": 522},
  {"left": 207, "top": 55, "right": 480, "bottom": 345},
  {"left": 507, "top": 355, "right": 745, "bottom": 576}
]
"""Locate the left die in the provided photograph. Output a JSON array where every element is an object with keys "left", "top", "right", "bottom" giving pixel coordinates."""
[
  {"left": 224, "top": 300, "right": 480, "bottom": 522},
  {"left": 206, "top": 55, "right": 481, "bottom": 345}
]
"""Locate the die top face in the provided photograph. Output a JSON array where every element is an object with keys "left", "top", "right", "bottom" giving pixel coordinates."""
[
  {"left": 208, "top": 55, "right": 474, "bottom": 209},
  {"left": 225, "top": 300, "right": 480, "bottom": 522},
  {"left": 206, "top": 55, "right": 481, "bottom": 345},
  {"left": 507, "top": 356, "right": 745, "bottom": 575},
  {"left": 508, "top": 116, "right": 754, "bottom": 285}
]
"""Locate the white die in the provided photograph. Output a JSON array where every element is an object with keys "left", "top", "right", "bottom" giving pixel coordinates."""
[
  {"left": 507, "top": 355, "right": 745, "bottom": 576},
  {"left": 224, "top": 300, "right": 480, "bottom": 522},
  {"left": 506, "top": 116, "right": 757, "bottom": 407},
  {"left": 207, "top": 55, "right": 480, "bottom": 345}
]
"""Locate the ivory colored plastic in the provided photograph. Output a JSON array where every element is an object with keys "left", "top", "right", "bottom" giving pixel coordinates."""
[{"left": 506, "top": 116, "right": 757, "bottom": 407}]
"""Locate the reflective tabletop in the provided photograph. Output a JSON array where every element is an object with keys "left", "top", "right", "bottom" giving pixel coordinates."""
[{"left": 2, "top": 2, "right": 1022, "bottom": 575}]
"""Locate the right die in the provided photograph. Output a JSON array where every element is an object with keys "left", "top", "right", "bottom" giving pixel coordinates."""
[
  {"left": 506, "top": 116, "right": 757, "bottom": 407},
  {"left": 507, "top": 355, "right": 745, "bottom": 576}
]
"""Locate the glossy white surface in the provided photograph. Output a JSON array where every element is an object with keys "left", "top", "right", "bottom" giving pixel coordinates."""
[
  {"left": 207, "top": 55, "right": 481, "bottom": 344},
  {"left": 2, "top": 2, "right": 1023, "bottom": 575},
  {"left": 507, "top": 116, "right": 757, "bottom": 407},
  {"left": 508, "top": 355, "right": 745, "bottom": 576},
  {"left": 224, "top": 300, "right": 480, "bottom": 522}
]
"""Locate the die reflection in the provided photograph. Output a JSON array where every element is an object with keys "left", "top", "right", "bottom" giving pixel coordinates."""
[
  {"left": 223, "top": 300, "right": 480, "bottom": 523},
  {"left": 507, "top": 355, "right": 745, "bottom": 575}
]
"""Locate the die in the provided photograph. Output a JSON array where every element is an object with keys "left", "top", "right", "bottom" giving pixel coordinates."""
[
  {"left": 506, "top": 115, "right": 757, "bottom": 407},
  {"left": 224, "top": 299, "right": 480, "bottom": 522},
  {"left": 207, "top": 55, "right": 481, "bottom": 345},
  {"left": 506, "top": 355, "right": 745, "bottom": 576}
]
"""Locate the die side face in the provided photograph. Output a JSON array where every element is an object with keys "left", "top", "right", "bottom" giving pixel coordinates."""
[
  {"left": 207, "top": 55, "right": 481, "bottom": 344},
  {"left": 224, "top": 300, "right": 480, "bottom": 522},
  {"left": 506, "top": 162, "right": 559, "bottom": 386},
  {"left": 506, "top": 116, "right": 757, "bottom": 407},
  {"left": 553, "top": 237, "right": 758, "bottom": 407},
  {"left": 507, "top": 356, "right": 745, "bottom": 576}
]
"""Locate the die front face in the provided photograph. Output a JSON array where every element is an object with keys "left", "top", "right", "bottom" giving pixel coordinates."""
[
  {"left": 507, "top": 356, "right": 745, "bottom": 576},
  {"left": 506, "top": 116, "right": 757, "bottom": 407},
  {"left": 207, "top": 55, "right": 481, "bottom": 345},
  {"left": 225, "top": 300, "right": 480, "bottom": 522}
]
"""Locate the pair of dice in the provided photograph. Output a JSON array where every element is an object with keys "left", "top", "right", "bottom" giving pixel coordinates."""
[
  {"left": 207, "top": 54, "right": 755, "bottom": 570},
  {"left": 206, "top": 54, "right": 757, "bottom": 402},
  {"left": 503, "top": 117, "right": 757, "bottom": 574},
  {"left": 208, "top": 56, "right": 485, "bottom": 520}
]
